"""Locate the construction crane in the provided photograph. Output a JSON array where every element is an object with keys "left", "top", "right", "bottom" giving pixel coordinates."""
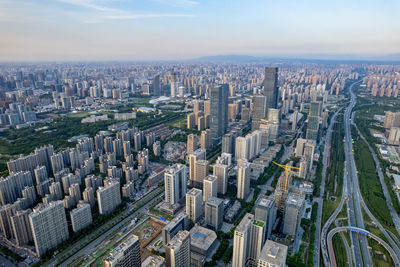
[{"left": 272, "top": 161, "right": 300, "bottom": 193}]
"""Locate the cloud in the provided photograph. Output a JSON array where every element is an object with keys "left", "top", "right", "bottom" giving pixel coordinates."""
[
  {"left": 151, "top": 0, "right": 200, "bottom": 7},
  {"left": 56, "top": 0, "right": 195, "bottom": 22}
]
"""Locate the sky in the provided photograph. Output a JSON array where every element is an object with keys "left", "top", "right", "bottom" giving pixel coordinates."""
[{"left": 0, "top": 0, "right": 400, "bottom": 61}]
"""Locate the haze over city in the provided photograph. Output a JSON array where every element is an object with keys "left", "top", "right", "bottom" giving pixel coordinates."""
[{"left": 1, "top": 0, "right": 400, "bottom": 61}]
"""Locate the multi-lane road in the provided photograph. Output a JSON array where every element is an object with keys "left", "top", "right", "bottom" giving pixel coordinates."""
[
  {"left": 313, "top": 108, "right": 341, "bottom": 267},
  {"left": 321, "top": 80, "right": 400, "bottom": 267}
]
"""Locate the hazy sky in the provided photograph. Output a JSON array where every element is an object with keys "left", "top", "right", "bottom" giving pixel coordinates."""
[{"left": 1, "top": 0, "right": 400, "bottom": 61}]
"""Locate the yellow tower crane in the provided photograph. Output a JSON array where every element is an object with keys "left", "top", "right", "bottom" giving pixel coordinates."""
[{"left": 272, "top": 161, "right": 300, "bottom": 193}]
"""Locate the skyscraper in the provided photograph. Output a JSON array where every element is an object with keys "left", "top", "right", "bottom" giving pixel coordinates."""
[
  {"left": 210, "top": 84, "right": 228, "bottom": 142},
  {"left": 254, "top": 195, "right": 276, "bottom": 239},
  {"left": 251, "top": 95, "right": 267, "bottom": 130},
  {"left": 232, "top": 213, "right": 253, "bottom": 267},
  {"left": 203, "top": 175, "right": 217, "bottom": 202},
  {"left": 256, "top": 240, "right": 288, "bottom": 267},
  {"left": 262, "top": 67, "right": 279, "bottom": 114},
  {"left": 103, "top": 235, "right": 141, "bottom": 267},
  {"left": 237, "top": 162, "right": 250, "bottom": 200}
]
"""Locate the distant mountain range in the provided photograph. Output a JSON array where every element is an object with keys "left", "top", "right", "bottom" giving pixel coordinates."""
[{"left": 192, "top": 54, "right": 400, "bottom": 63}]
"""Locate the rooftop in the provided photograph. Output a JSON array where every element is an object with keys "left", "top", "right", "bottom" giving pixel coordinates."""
[
  {"left": 258, "top": 240, "right": 288, "bottom": 265},
  {"left": 190, "top": 225, "right": 217, "bottom": 251}
]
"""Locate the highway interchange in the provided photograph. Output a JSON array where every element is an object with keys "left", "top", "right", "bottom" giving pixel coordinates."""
[{"left": 321, "top": 80, "right": 400, "bottom": 267}]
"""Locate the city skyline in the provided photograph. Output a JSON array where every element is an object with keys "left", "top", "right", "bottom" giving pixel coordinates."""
[{"left": 1, "top": 0, "right": 400, "bottom": 61}]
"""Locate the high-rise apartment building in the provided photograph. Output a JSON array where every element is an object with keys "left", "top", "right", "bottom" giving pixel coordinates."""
[
  {"left": 97, "top": 181, "right": 121, "bottom": 215},
  {"left": 164, "top": 164, "right": 187, "bottom": 205},
  {"left": 213, "top": 163, "right": 228, "bottom": 194},
  {"left": 186, "top": 188, "right": 203, "bottom": 222},
  {"left": 29, "top": 201, "right": 69, "bottom": 257},
  {"left": 203, "top": 175, "right": 217, "bottom": 202},
  {"left": 237, "top": 162, "right": 250, "bottom": 200},
  {"left": 70, "top": 202, "right": 92, "bottom": 232},
  {"left": 254, "top": 195, "right": 276, "bottom": 239},
  {"left": 103, "top": 235, "right": 141, "bottom": 267},
  {"left": 165, "top": 230, "right": 191, "bottom": 267},
  {"left": 205, "top": 196, "right": 223, "bottom": 230},
  {"left": 187, "top": 134, "right": 198, "bottom": 155},
  {"left": 189, "top": 149, "right": 206, "bottom": 186},
  {"left": 283, "top": 193, "right": 305, "bottom": 237}
]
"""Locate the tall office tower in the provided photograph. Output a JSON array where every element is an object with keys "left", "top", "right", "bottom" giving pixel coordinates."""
[
  {"left": 29, "top": 201, "right": 69, "bottom": 257},
  {"left": 203, "top": 175, "right": 217, "bottom": 202},
  {"left": 222, "top": 133, "right": 234, "bottom": 154},
  {"left": 205, "top": 196, "right": 223, "bottom": 230},
  {"left": 123, "top": 141, "right": 131, "bottom": 157},
  {"left": 262, "top": 67, "right": 279, "bottom": 113},
  {"left": 252, "top": 95, "right": 267, "bottom": 130},
  {"left": 256, "top": 240, "right": 288, "bottom": 267},
  {"left": 306, "top": 101, "right": 322, "bottom": 141},
  {"left": 283, "top": 193, "right": 305, "bottom": 237},
  {"left": 11, "top": 209, "right": 33, "bottom": 246},
  {"left": 69, "top": 183, "right": 81, "bottom": 204},
  {"left": 255, "top": 195, "right": 276, "bottom": 239},
  {"left": 237, "top": 162, "right": 250, "bottom": 200},
  {"left": 213, "top": 163, "right": 228, "bottom": 194},
  {"left": 164, "top": 164, "right": 187, "bottom": 205},
  {"left": 200, "top": 130, "right": 211, "bottom": 149},
  {"left": 49, "top": 182, "right": 63, "bottom": 200},
  {"left": 165, "top": 230, "right": 191, "bottom": 267},
  {"left": 232, "top": 213, "right": 253, "bottom": 267},
  {"left": 189, "top": 149, "right": 206, "bottom": 186},
  {"left": 153, "top": 75, "right": 161, "bottom": 96},
  {"left": 103, "top": 235, "right": 141, "bottom": 267},
  {"left": 162, "top": 212, "right": 189, "bottom": 245},
  {"left": 34, "top": 165, "right": 48, "bottom": 184},
  {"left": 185, "top": 188, "right": 203, "bottom": 222},
  {"left": 22, "top": 186, "right": 37, "bottom": 206},
  {"left": 97, "top": 181, "right": 121, "bottom": 215},
  {"left": 194, "top": 160, "right": 209, "bottom": 187},
  {"left": 83, "top": 187, "right": 95, "bottom": 207},
  {"left": 210, "top": 84, "right": 229, "bottom": 142},
  {"left": 265, "top": 108, "right": 281, "bottom": 141},
  {"left": 187, "top": 134, "right": 198, "bottom": 155},
  {"left": 70, "top": 202, "right": 92, "bottom": 232}
]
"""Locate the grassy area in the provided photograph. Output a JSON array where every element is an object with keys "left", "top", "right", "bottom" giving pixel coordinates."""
[
  {"left": 332, "top": 234, "right": 348, "bottom": 267},
  {"left": 352, "top": 128, "right": 398, "bottom": 236}
]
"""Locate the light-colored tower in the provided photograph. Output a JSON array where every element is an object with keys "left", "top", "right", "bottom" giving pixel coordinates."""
[
  {"left": 203, "top": 175, "right": 217, "bottom": 202},
  {"left": 189, "top": 149, "right": 206, "bottom": 186},
  {"left": 185, "top": 188, "right": 203, "bottom": 222},
  {"left": 164, "top": 164, "right": 187, "bottom": 205},
  {"left": 232, "top": 213, "right": 253, "bottom": 267},
  {"left": 237, "top": 162, "right": 250, "bottom": 200},
  {"left": 165, "top": 230, "right": 191, "bottom": 267},
  {"left": 29, "top": 201, "right": 69, "bottom": 257},
  {"left": 213, "top": 163, "right": 228, "bottom": 194},
  {"left": 205, "top": 196, "right": 223, "bottom": 230}
]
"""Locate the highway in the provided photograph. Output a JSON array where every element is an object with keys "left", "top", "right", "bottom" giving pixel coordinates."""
[
  {"left": 352, "top": 118, "right": 400, "bottom": 236},
  {"left": 313, "top": 108, "right": 341, "bottom": 267},
  {"left": 321, "top": 80, "right": 400, "bottom": 267},
  {"left": 327, "top": 226, "right": 400, "bottom": 267}
]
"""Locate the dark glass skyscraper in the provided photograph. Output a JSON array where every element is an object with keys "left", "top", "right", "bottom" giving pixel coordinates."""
[
  {"left": 262, "top": 67, "right": 279, "bottom": 111},
  {"left": 210, "top": 84, "right": 228, "bottom": 142}
]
